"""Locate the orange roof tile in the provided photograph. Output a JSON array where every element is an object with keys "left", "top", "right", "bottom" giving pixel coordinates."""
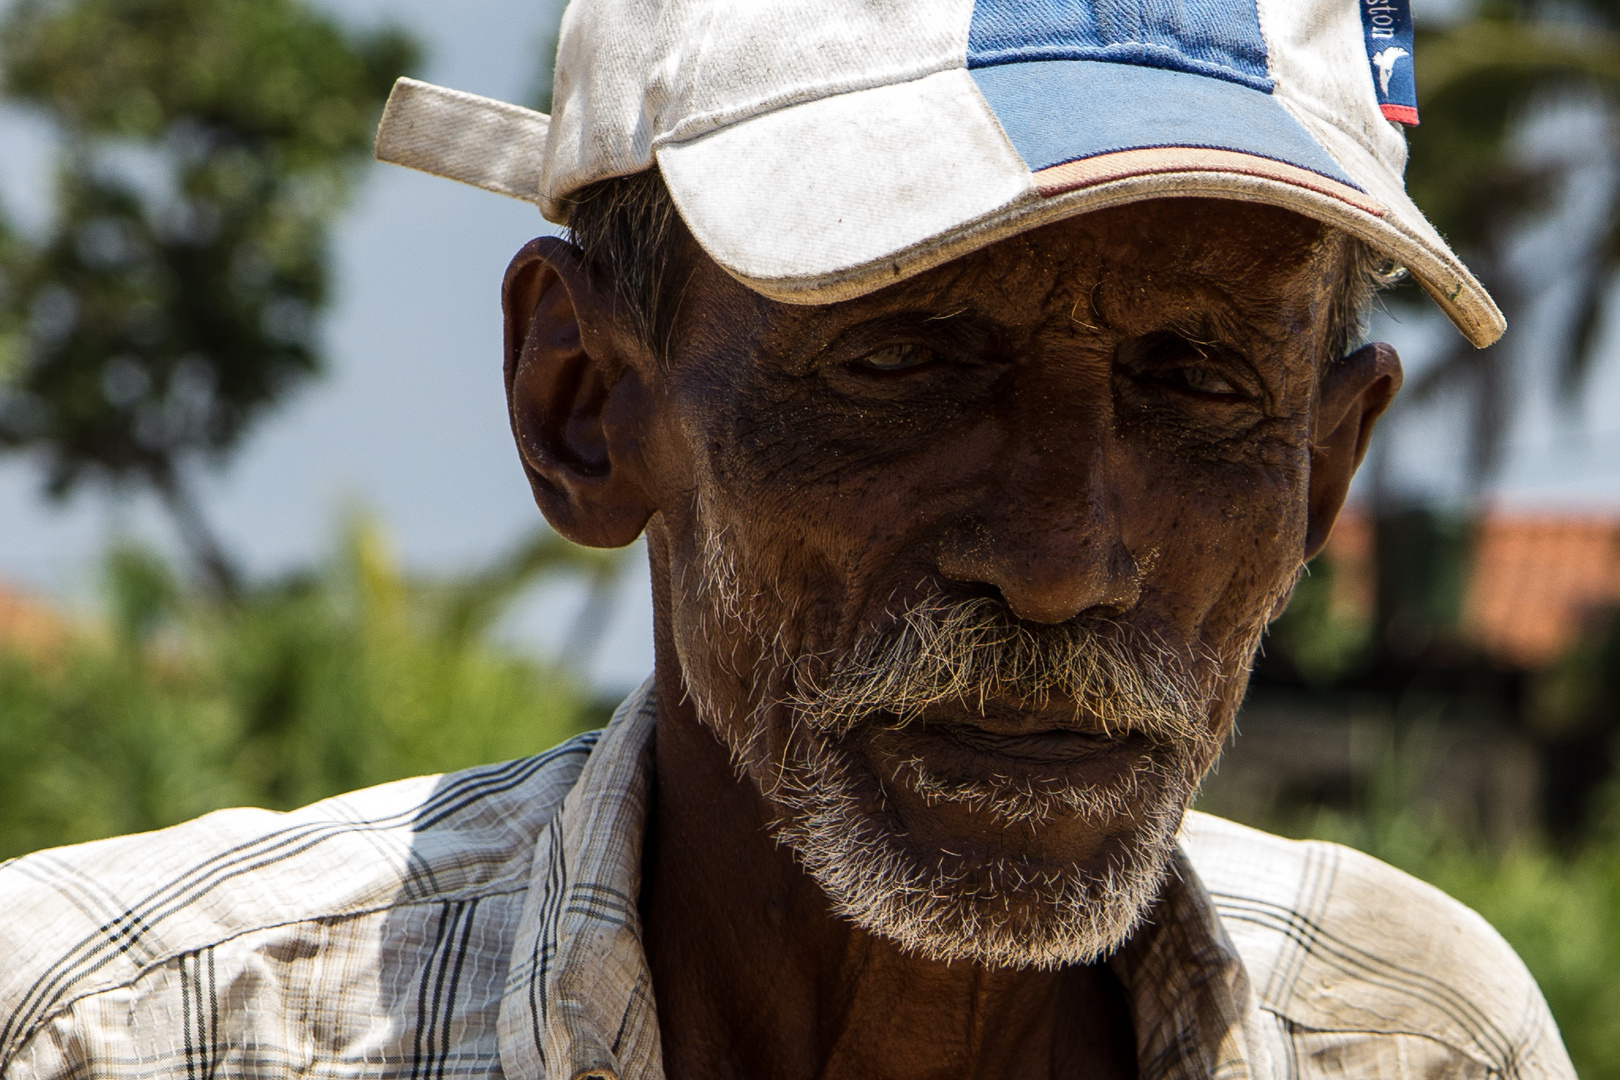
[
  {"left": 1463, "top": 514, "right": 1620, "bottom": 669},
  {"left": 0, "top": 584, "right": 69, "bottom": 659}
]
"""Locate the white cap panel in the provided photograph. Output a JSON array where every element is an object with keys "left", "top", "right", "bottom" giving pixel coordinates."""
[
  {"left": 541, "top": 0, "right": 694, "bottom": 219},
  {"left": 657, "top": 69, "right": 1033, "bottom": 290},
  {"left": 542, "top": 0, "right": 977, "bottom": 217}
]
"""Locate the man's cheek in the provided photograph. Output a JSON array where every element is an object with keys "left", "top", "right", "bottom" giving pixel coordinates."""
[
  {"left": 678, "top": 502, "right": 832, "bottom": 663},
  {"left": 1137, "top": 478, "right": 1304, "bottom": 627}
]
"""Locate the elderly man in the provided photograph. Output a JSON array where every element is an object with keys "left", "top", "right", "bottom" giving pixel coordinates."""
[{"left": 0, "top": 1, "right": 1574, "bottom": 1078}]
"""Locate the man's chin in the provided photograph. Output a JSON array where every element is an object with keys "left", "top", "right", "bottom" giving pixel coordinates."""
[{"left": 767, "top": 723, "right": 1194, "bottom": 969}]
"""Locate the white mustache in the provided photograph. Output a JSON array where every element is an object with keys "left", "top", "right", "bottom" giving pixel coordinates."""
[{"left": 788, "top": 594, "right": 1208, "bottom": 743}]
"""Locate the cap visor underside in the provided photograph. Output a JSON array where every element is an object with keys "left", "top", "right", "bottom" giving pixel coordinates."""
[{"left": 655, "top": 63, "right": 1504, "bottom": 347}]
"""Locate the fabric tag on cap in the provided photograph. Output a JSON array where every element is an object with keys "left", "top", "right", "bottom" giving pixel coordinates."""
[{"left": 1361, "top": 0, "right": 1418, "bottom": 125}]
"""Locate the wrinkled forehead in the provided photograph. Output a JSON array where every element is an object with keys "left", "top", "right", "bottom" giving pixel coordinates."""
[
  {"left": 691, "top": 199, "right": 1347, "bottom": 352},
  {"left": 921, "top": 199, "right": 1341, "bottom": 312}
]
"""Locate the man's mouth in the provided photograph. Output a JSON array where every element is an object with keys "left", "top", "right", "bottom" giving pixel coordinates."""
[
  {"left": 856, "top": 699, "right": 1158, "bottom": 790},
  {"left": 920, "top": 721, "right": 1143, "bottom": 765}
]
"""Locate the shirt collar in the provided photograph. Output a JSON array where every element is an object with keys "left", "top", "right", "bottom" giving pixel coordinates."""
[
  {"left": 497, "top": 680, "right": 1272, "bottom": 1080},
  {"left": 1111, "top": 853, "right": 1278, "bottom": 1080}
]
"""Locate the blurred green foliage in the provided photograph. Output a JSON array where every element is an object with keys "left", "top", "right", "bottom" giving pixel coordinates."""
[
  {"left": 1410, "top": 8, "right": 1620, "bottom": 252},
  {"left": 0, "top": 0, "right": 419, "bottom": 592},
  {"left": 0, "top": 522, "right": 606, "bottom": 861}
]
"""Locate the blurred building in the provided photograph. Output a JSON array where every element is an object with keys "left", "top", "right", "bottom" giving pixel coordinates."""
[{"left": 1207, "top": 509, "right": 1620, "bottom": 841}]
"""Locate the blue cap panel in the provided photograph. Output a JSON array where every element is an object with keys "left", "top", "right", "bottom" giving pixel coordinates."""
[
  {"left": 968, "top": 0, "right": 1273, "bottom": 92},
  {"left": 972, "top": 60, "right": 1359, "bottom": 188}
]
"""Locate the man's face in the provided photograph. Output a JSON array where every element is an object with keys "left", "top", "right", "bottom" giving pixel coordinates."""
[{"left": 512, "top": 197, "right": 1381, "bottom": 968}]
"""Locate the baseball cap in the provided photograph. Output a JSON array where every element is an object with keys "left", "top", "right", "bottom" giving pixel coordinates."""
[{"left": 376, "top": 0, "right": 1504, "bottom": 348}]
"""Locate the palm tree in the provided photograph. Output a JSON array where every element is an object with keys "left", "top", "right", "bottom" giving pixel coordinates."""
[{"left": 1388, "top": 0, "right": 1620, "bottom": 484}]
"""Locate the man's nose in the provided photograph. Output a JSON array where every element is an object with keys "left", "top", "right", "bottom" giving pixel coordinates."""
[{"left": 934, "top": 452, "right": 1141, "bottom": 625}]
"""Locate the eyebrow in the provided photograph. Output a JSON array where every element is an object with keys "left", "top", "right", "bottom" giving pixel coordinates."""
[
  {"left": 1133, "top": 279, "right": 1296, "bottom": 350},
  {"left": 787, "top": 307, "right": 1006, "bottom": 371},
  {"left": 848, "top": 307, "right": 1004, "bottom": 341}
]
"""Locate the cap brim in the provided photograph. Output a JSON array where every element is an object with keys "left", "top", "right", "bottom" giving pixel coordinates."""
[{"left": 655, "top": 63, "right": 1504, "bottom": 348}]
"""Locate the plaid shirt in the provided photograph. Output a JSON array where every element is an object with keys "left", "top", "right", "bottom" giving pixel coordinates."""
[{"left": 1, "top": 680, "right": 1575, "bottom": 1080}]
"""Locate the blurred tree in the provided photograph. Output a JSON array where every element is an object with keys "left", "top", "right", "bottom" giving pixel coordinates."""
[
  {"left": 1391, "top": 0, "right": 1620, "bottom": 482},
  {"left": 0, "top": 0, "right": 419, "bottom": 595}
]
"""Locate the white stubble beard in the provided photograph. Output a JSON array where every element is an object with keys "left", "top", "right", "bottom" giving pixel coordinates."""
[{"left": 680, "top": 516, "right": 1274, "bottom": 970}]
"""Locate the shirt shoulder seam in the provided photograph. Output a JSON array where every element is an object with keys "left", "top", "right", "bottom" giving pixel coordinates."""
[{"left": 1256, "top": 1003, "right": 1530, "bottom": 1073}]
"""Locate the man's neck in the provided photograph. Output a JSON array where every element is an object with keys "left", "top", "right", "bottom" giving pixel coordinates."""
[{"left": 639, "top": 660, "right": 1139, "bottom": 1080}]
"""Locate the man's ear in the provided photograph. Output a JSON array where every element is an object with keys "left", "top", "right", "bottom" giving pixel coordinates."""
[
  {"left": 1303, "top": 342, "right": 1403, "bottom": 561},
  {"left": 503, "top": 236, "right": 657, "bottom": 548}
]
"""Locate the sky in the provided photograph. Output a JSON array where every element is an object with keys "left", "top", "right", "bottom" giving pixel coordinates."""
[{"left": 1, "top": 0, "right": 1618, "bottom": 695}]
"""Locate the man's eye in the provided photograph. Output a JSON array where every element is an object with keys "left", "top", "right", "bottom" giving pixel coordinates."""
[
  {"left": 1120, "top": 332, "right": 1252, "bottom": 401},
  {"left": 853, "top": 343, "right": 938, "bottom": 372},
  {"left": 1161, "top": 366, "right": 1240, "bottom": 396}
]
